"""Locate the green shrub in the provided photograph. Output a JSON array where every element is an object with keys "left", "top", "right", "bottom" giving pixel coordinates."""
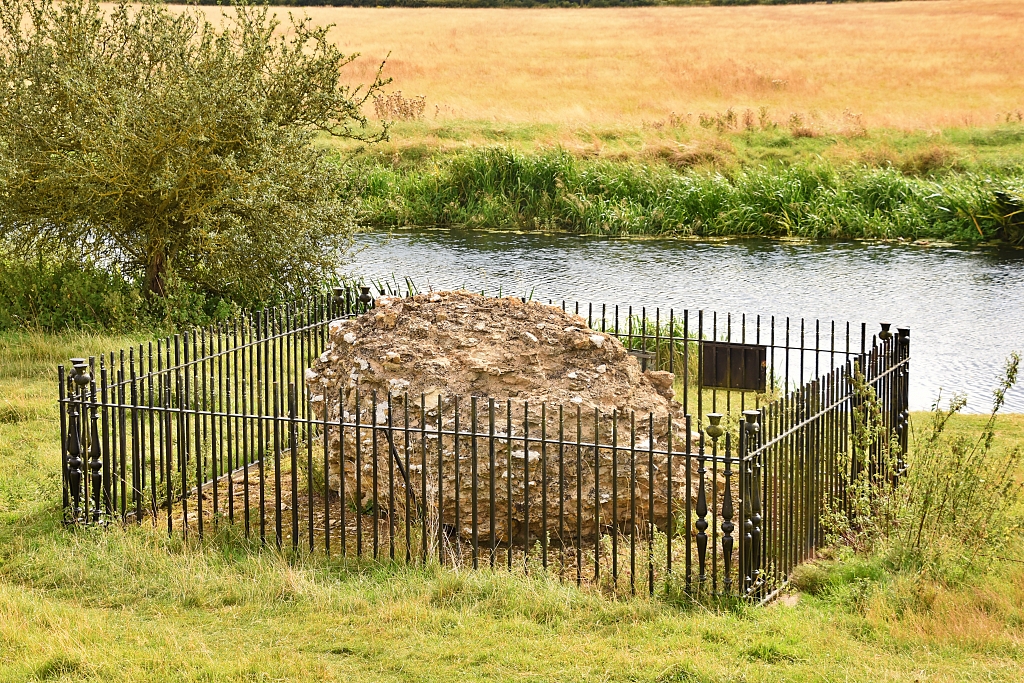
[
  {"left": 0, "top": 255, "right": 144, "bottom": 332},
  {"left": 0, "top": 251, "right": 238, "bottom": 332},
  {"left": 824, "top": 354, "right": 1024, "bottom": 585},
  {"left": 887, "top": 355, "right": 1023, "bottom": 582}
]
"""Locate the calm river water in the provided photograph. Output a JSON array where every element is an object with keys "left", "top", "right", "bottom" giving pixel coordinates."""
[{"left": 349, "top": 228, "right": 1024, "bottom": 413}]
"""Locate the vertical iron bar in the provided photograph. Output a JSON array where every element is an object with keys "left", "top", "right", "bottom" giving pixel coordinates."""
[
  {"left": 355, "top": 389, "right": 363, "bottom": 557},
  {"left": 576, "top": 405, "right": 583, "bottom": 586},
  {"left": 611, "top": 410, "right": 619, "bottom": 587},
  {"left": 274, "top": 383, "right": 283, "bottom": 549},
  {"left": 437, "top": 394, "right": 444, "bottom": 565},
  {"left": 290, "top": 383, "right": 299, "bottom": 552},
  {"left": 541, "top": 403, "right": 548, "bottom": 570},
  {"left": 523, "top": 401, "right": 530, "bottom": 572},
  {"left": 647, "top": 412, "right": 655, "bottom": 596},
  {"left": 593, "top": 407, "right": 600, "bottom": 584},
  {"left": 372, "top": 391, "right": 380, "bottom": 560},
  {"left": 629, "top": 411, "right": 637, "bottom": 596},
  {"left": 471, "top": 396, "right": 479, "bottom": 569}
]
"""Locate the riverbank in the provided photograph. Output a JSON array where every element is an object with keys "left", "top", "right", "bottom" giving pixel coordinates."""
[
  {"left": 350, "top": 143, "right": 1024, "bottom": 243},
  {"left": 2, "top": 329, "right": 1023, "bottom": 681},
  {"left": 338, "top": 119, "right": 1024, "bottom": 173}
]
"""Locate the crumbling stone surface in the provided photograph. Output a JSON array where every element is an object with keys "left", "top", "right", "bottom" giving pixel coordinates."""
[{"left": 307, "top": 291, "right": 704, "bottom": 543}]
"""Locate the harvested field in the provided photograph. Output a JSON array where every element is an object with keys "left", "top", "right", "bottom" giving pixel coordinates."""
[{"left": 209, "top": 0, "right": 1024, "bottom": 129}]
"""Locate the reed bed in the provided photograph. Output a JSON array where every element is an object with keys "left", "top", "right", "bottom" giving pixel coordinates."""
[{"left": 356, "top": 147, "right": 1024, "bottom": 242}]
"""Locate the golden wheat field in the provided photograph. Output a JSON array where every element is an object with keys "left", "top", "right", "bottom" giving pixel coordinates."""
[{"left": 211, "top": 0, "right": 1024, "bottom": 130}]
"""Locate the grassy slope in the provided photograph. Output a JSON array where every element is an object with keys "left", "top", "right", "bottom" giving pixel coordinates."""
[
  {"left": 2, "top": 331, "right": 1023, "bottom": 681},
  {"left": 336, "top": 119, "right": 1024, "bottom": 175}
]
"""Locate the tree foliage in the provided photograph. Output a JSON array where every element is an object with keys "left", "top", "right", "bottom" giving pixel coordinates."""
[{"left": 0, "top": 0, "right": 387, "bottom": 306}]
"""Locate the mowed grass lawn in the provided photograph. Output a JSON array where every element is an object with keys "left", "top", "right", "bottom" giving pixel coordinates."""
[{"left": 2, "top": 331, "right": 1023, "bottom": 681}]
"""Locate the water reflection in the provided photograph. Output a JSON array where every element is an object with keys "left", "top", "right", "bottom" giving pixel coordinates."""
[{"left": 348, "top": 228, "right": 1024, "bottom": 413}]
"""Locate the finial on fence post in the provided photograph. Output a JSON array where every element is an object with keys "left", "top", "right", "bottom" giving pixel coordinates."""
[
  {"left": 878, "top": 322, "right": 893, "bottom": 341},
  {"left": 73, "top": 362, "right": 91, "bottom": 387},
  {"left": 332, "top": 286, "right": 345, "bottom": 316},
  {"left": 704, "top": 413, "right": 724, "bottom": 441},
  {"left": 358, "top": 286, "right": 373, "bottom": 312}
]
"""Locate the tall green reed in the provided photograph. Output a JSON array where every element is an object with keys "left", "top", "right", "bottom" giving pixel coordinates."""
[{"left": 356, "top": 146, "right": 1022, "bottom": 243}]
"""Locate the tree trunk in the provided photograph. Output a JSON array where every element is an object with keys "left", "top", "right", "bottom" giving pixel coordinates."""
[{"left": 144, "top": 249, "right": 168, "bottom": 298}]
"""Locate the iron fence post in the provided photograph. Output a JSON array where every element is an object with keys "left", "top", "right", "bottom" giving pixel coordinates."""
[
  {"left": 90, "top": 394, "right": 102, "bottom": 524},
  {"left": 723, "top": 427, "right": 736, "bottom": 596},
  {"left": 700, "top": 414, "right": 724, "bottom": 590},
  {"left": 67, "top": 360, "right": 91, "bottom": 524},
  {"left": 743, "top": 409, "right": 762, "bottom": 597},
  {"left": 58, "top": 365, "right": 69, "bottom": 522},
  {"left": 67, "top": 396, "right": 83, "bottom": 523},
  {"left": 897, "top": 328, "right": 910, "bottom": 475}
]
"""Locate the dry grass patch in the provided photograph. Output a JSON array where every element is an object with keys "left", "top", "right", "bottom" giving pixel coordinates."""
[{"left": 193, "top": 0, "right": 1024, "bottom": 130}]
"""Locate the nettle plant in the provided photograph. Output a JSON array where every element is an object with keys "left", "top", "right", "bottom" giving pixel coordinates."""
[
  {"left": 826, "top": 353, "right": 1023, "bottom": 582},
  {"left": 0, "top": 0, "right": 389, "bottom": 308}
]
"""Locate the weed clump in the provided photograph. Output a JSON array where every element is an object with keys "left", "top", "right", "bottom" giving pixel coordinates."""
[
  {"left": 824, "top": 353, "right": 1023, "bottom": 583},
  {"left": 374, "top": 91, "right": 427, "bottom": 121},
  {"left": 800, "top": 354, "right": 1024, "bottom": 627}
]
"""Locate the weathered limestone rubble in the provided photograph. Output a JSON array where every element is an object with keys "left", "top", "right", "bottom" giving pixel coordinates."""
[{"left": 307, "top": 291, "right": 707, "bottom": 544}]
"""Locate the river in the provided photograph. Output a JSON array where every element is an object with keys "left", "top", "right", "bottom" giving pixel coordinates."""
[{"left": 348, "top": 228, "right": 1024, "bottom": 413}]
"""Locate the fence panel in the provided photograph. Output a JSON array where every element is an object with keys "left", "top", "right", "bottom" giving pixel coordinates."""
[{"left": 58, "top": 285, "right": 910, "bottom": 599}]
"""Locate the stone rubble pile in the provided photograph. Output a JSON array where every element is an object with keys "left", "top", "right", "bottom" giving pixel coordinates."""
[{"left": 307, "top": 291, "right": 712, "bottom": 543}]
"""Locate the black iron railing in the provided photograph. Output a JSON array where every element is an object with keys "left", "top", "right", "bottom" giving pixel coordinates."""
[{"left": 58, "top": 284, "right": 910, "bottom": 600}]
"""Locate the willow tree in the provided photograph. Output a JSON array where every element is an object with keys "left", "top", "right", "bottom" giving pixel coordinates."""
[{"left": 0, "top": 0, "right": 387, "bottom": 305}]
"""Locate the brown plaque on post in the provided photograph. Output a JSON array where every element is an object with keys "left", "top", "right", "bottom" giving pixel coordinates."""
[{"left": 701, "top": 341, "right": 767, "bottom": 392}]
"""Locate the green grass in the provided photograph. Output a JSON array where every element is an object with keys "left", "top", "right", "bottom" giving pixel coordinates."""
[
  {"left": 339, "top": 120, "right": 1024, "bottom": 175},
  {"left": 2, "top": 330, "right": 1024, "bottom": 681},
  {"left": 337, "top": 121, "right": 1024, "bottom": 244},
  {"left": 350, "top": 146, "right": 1024, "bottom": 244}
]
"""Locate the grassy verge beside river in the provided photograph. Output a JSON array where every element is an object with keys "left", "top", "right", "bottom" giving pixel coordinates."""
[
  {"left": 349, "top": 134, "right": 1024, "bottom": 243},
  {"left": 294, "top": 0, "right": 1024, "bottom": 242},
  {"left": 2, "top": 330, "right": 1023, "bottom": 681}
]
